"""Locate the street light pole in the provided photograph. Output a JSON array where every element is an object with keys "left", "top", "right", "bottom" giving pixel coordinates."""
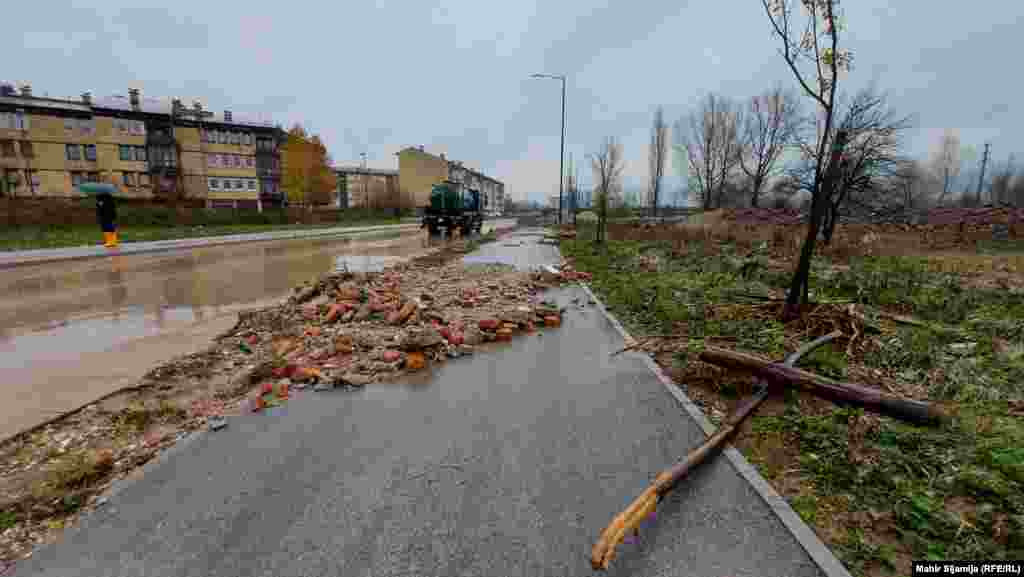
[{"left": 531, "top": 73, "right": 566, "bottom": 226}]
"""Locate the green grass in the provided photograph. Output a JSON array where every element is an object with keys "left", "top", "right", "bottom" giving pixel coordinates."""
[
  {"left": 562, "top": 237, "right": 1024, "bottom": 575},
  {"left": 0, "top": 510, "right": 16, "bottom": 531}
]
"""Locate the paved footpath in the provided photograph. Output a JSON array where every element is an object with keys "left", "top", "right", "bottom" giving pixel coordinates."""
[
  {"left": 13, "top": 229, "right": 845, "bottom": 577},
  {"left": 0, "top": 222, "right": 423, "bottom": 269}
]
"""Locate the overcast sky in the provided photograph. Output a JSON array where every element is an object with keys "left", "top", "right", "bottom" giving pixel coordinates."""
[{"left": 5, "top": 0, "right": 1021, "bottom": 203}]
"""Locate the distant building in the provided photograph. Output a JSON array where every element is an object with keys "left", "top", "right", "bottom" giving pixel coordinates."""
[
  {"left": 0, "top": 82, "right": 284, "bottom": 209},
  {"left": 333, "top": 166, "right": 399, "bottom": 209},
  {"left": 396, "top": 146, "right": 504, "bottom": 215}
]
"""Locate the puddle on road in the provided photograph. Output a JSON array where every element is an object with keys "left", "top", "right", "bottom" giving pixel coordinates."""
[{"left": 335, "top": 255, "right": 409, "bottom": 273}]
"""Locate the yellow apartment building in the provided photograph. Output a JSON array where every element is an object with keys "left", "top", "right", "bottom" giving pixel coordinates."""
[
  {"left": 0, "top": 83, "right": 283, "bottom": 210},
  {"left": 394, "top": 146, "right": 505, "bottom": 214},
  {"left": 396, "top": 146, "right": 450, "bottom": 210}
]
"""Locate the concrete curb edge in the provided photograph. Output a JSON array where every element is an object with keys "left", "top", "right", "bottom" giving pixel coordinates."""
[
  {"left": 0, "top": 223, "right": 424, "bottom": 269},
  {"left": 578, "top": 282, "right": 854, "bottom": 577}
]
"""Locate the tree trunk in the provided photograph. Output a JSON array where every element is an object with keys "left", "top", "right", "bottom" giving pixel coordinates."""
[
  {"left": 822, "top": 202, "right": 838, "bottom": 244},
  {"left": 698, "top": 346, "right": 948, "bottom": 425},
  {"left": 783, "top": 188, "right": 825, "bottom": 320},
  {"left": 750, "top": 176, "right": 763, "bottom": 208}
]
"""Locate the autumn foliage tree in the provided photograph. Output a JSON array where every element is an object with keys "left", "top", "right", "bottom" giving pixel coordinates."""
[{"left": 281, "top": 124, "right": 337, "bottom": 206}]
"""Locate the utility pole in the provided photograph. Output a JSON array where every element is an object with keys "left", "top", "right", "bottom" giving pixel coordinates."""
[
  {"left": 977, "top": 142, "right": 991, "bottom": 206},
  {"left": 360, "top": 152, "right": 368, "bottom": 211}
]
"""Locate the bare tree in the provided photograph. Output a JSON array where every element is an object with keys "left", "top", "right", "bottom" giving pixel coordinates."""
[
  {"left": 590, "top": 137, "right": 625, "bottom": 244},
  {"left": 932, "top": 129, "right": 960, "bottom": 204},
  {"left": 648, "top": 106, "right": 668, "bottom": 217},
  {"left": 738, "top": 83, "right": 803, "bottom": 207},
  {"left": 676, "top": 93, "right": 741, "bottom": 210},
  {"left": 762, "top": 0, "right": 851, "bottom": 320},
  {"left": 788, "top": 87, "right": 913, "bottom": 241}
]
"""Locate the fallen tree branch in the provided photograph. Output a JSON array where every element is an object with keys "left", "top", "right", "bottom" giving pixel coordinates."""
[
  {"left": 609, "top": 334, "right": 688, "bottom": 357},
  {"left": 874, "top": 309, "right": 961, "bottom": 335},
  {"left": 699, "top": 346, "right": 948, "bottom": 425},
  {"left": 591, "top": 332, "right": 840, "bottom": 571}
]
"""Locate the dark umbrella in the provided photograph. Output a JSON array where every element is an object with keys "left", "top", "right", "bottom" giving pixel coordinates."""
[{"left": 79, "top": 182, "right": 118, "bottom": 196}]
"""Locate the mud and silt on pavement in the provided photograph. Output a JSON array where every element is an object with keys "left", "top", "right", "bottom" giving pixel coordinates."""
[
  {"left": 0, "top": 232, "right": 587, "bottom": 565},
  {"left": 0, "top": 229, "right": 447, "bottom": 443}
]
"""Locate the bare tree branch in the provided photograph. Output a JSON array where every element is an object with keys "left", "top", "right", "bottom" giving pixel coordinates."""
[
  {"left": 648, "top": 106, "right": 668, "bottom": 217},
  {"left": 677, "top": 93, "right": 741, "bottom": 209},
  {"left": 590, "top": 137, "right": 624, "bottom": 243},
  {"left": 738, "top": 84, "right": 804, "bottom": 207}
]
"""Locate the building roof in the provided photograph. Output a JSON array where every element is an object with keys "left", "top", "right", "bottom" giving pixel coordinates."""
[
  {"left": 394, "top": 147, "right": 507, "bottom": 187},
  {"left": 91, "top": 94, "right": 273, "bottom": 127},
  {"left": 0, "top": 94, "right": 92, "bottom": 113},
  {"left": 1, "top": 83, "right": 276, "bottom": 127},
  {"left": 334, "top": 166, "right": 398, "bottom": 177}
]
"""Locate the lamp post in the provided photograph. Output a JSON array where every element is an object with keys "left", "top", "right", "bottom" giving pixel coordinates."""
[{"left": 530, "top": 73, "right": 566, "bottom": 225}]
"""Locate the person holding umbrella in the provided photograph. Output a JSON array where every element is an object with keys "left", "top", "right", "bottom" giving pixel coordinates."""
[{"left": 81, "top": 181, "right": 119, "bottom": 248}]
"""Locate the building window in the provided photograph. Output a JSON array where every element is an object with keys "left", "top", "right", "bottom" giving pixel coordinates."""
[
  {"left": 66, "top": 144, "right": 82, "bottom": 161},
  {"left": 19, "top": 141, "right": 33, "bottom": 158},
  {"left": 123, "top": 172, "right": 135, "bottom": 186},
  {"left": 247, "top": 179, "right": 255, "bottom": 191},
  {"left": 246, "top": 156, "right": 254, "bottom": 168},
  {"left": 84, "top": 144, "right": 96, "bottom": 161},
  {"left": 139, "top": 173, "right": 151, "bottom": 186},
  {"left": 233, "top": 155, "right": 241, "bottom": 167},
  {"left": 207, "top": 153, "right": 217, "bottom": 167},
  {"left": 209, "top": 178, "right": 220, "bottom": 190},
  {"left": 117, "top": 119, "right": 129, "bottom": 134},
  {"left": 230, "top": 132, "right": 240, "bottom": 145},
  {"left": 15, "top": 111, "right": 27, "bottom": 130},
  {"left": 79, "top": 118, "right": 95, "bottom": 135},
  {"left": 234, "top": 179, "right": 243, "bottom": 190},
  {"left": 218, "top": 131, "right": 227, "bottom": 144},
  {"left": 87, "top": 172, "right": 100, "bottom": 183},
  {"left": 200, "top": 129, "right": 208, "bottom": 143},
  {"left": 243, "top": 133, "right": 252, "bottom": 146},
  {"left": 71, "top": 172, "right": 83, "bottom": 188},
  {"left": 134, "top": 146, "right": 146, "bottom": 161},
  {"left": 119, "top": 145, "right": 132, "bottom": 161},
  {"left": 132, "top": 121, "right": 146, "bottom": 135},
  {"left": 64, "top": 118, "right": 75, "bottom": 131}
]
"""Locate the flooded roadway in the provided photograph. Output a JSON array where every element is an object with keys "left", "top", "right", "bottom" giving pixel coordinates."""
[{"left": 0, "top": 227, "right": 462, "bottom": 440}]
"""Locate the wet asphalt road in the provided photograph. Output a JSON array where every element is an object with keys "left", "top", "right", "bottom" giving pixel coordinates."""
[
  {"left": 0, "top": 228, "right": 451, "bottom": 440},
  {"left": 13, "top": 231, "right": 823, "bottom": 577}
]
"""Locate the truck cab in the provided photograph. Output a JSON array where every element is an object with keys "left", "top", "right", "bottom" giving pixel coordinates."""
[{"left": 422, "top": 181, "right": 483, "bottom": 237}]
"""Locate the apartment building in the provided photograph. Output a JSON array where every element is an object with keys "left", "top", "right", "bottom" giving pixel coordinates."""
[
  {"left": 334, "top": 166, "right": 399, "bottom": 209},
  {"left": 0, "top": 83, "right": 284, "bottom": 209},
  {"left": 396, "top": 146, "right": 504, "bottom": 214}
]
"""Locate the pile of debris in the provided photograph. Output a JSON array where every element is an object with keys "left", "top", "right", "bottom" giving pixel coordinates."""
[
  {"left": 221, "top": 260, "right": 570, "bottom": 399},
  {"left": 533, "top": 263, "right": 592, "bottom": 286},
  {"left": 720, "top": 206, "right": 1023, "bottom": 231}
]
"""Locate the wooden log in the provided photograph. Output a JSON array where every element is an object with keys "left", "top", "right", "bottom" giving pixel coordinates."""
[
  {"left": 590, "top": 332, "right": 841, "bottom": 571},
  {"left": 698, "top": 346, "right": 947, "bottom": 425}
]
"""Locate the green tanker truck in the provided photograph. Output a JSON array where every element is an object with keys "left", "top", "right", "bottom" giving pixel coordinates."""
[{"left": 421, "top": 180, "right": 483, "bottom": 238}]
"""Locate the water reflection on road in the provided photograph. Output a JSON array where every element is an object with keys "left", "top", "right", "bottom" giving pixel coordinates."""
[
  {"left": 1, "top": 230, "right": 432, "bottom": 340},
  {"left": 0, "top": 229, "right": 446, "bottom": 439}
]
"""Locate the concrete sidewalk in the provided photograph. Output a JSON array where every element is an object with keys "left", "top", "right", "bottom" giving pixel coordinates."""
[
  {"left": 0, "top": 222, "right": 423, "bottom": 269},
  {"left": 13, "top": 228, "right": 846, "bottom": 577}
]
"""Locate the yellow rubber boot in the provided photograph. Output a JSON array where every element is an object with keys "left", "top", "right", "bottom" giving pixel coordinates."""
[
  {"left": 111, "top": 231, "right": 120, "bottom": 247},
  {"left": 103, "top": 232, "right": 116, "bottom": 248}
]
